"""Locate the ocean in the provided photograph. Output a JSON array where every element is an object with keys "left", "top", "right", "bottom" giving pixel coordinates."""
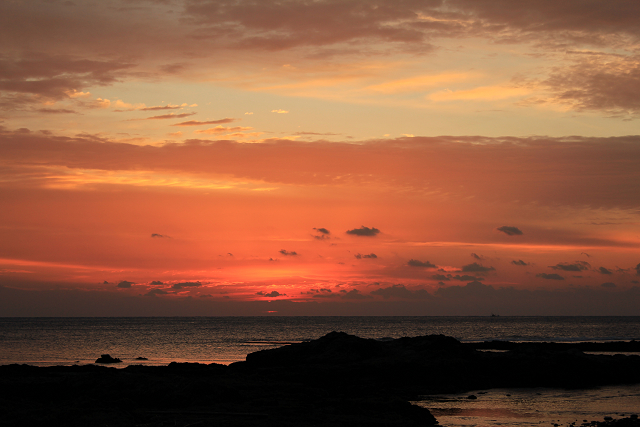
[{"left": 1, "top": 316, "right": 639, "bottom": 426}]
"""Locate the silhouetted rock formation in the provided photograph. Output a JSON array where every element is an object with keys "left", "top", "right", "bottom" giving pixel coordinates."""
[
  {"left": 1, "top": 332, "right": 639, "bottom": 427},
  {"left": 94, "top": 354, "right": 122, "bottom": 364}
]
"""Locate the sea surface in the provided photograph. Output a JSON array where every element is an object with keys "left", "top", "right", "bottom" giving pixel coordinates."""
[{"left": 1, "top": 316, "right": 639, "bottom": 426}]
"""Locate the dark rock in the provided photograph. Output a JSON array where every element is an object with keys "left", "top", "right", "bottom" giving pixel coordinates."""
[
  {"left": 94, "top": 354, "right": 122, "bottom": 364},
  {"left": 467, "top": 394, "right": 477, "bottom": 399}
]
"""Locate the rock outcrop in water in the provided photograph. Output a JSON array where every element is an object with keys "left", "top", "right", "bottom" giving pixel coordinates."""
[{"left": 1, "top": 332, "right": 639, "bottom": 427}]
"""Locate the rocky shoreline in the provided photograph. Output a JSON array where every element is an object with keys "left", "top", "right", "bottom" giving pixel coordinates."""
[{"left": 2, "top": 332, "right": 639, "bottom": 426}]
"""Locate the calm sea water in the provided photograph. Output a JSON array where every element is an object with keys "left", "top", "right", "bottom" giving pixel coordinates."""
[
  {"left": 1, "top": 316, "right": 639, "bottom": 426},
  {"left": 1, "top": 316, "right": 638, "bottom": 366}
]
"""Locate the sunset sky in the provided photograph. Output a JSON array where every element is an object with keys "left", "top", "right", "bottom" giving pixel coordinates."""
[{"left": 1, "top": 0, "right": 639, "bottom": 316}]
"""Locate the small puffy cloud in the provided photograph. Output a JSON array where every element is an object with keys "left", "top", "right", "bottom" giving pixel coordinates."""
[
  {"left": 256, "top": 291, "right": 284, "bottom": 297},
  {"left": 636, "top": 263, "right": 640, "bottom": 275},
  {"left": 151, "top": 233, "right": 169, "bottom": 238},
  {"left": 171, "top": 281, "right": 202, "bottom": 289},
  {"left": 150, "top": 281, "right": 164, "bottom": 285},
  {"left": 346, "top": 226, "right": 380, "bottom": 236},
  {"left": 601, "top": 282, "right": 616, "bottom": 288},
  {"left": 171, "top": 118, "right": 236, "bottom": 127},
  {"left": 314, "top": 227, "right": 330, "bottom": 235},
  {"left": 193, "top": 126, "right": 253, "bottom": 134},
  {"left": 354, "top": 253, "right": 377, "bottom": 259},
  {"left": 370, "top": 284, "right": 431, "bottom": 300},
  {"left": 407, "top": 259, "right": 436, "bottom": 268},
  {"left": 496, "top": 226, "right": 523, "bottom": 236},
  {"left": 471, "top": 253, "right": 484, "bottom": 260},
  {"left": 431, "top": 274, "right": 449, "bottom": 281},
  {"left": 461, "top": 262, "right": 495, "bottom": 273},
  {"left": 512, "top": 260, "right": 529, "bottom": 266},
  {"left": 536, "top": 273, "right": 565, "bottom": 280},
  {"left": 599, "top": 267, "right": 613, "bottom": 275},
  {"left": 117, "top": 280, "right": 134, "bottom": 288},
  {"left": 550, "top": 261, "right": 591, "bottom": 272},
  {"left": 340, "top": 289, "right": 371, "bottom": 300},
  {"left": 271, "top": 109, "right": 289, "bottom": 114},
  {"left": 245, "top": 112, "right": 253, "bottom": 115},
  {"left": 279, "top": 249, "right": 298, "bottom": 256}
]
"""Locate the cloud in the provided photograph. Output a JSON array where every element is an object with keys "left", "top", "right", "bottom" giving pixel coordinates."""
[
  {"left": 599, "top": 267, "right": 613, "bottom": 275},
  {"left": 461, "top": 263, "right": 495, "bottom": 273},
  {"left": 151, "top": 233, "right": 169, "bottom": 238},
  {"left": 140, "top": 104, "right": 187, "bottom": 111},
  {"left": 431, "top": 274, "right": 449, "bottom": 281},
  {"left": 340, "top": 289, "right": 371, "bottom": 300},
  {"left": 145, "top": 112, "right": 196, "bottom": 120},
  {"left": 536, "top": 273, "right": 565, "bottom": 280},
  {"left": 354, "top": 253, "right": 377, "bottom": 259},
  {"left": 256, "top": 291, "right": 284, "bottom": 297},
  {"left": 117, "top": 280, "right": 134, "bottom": 288},
  {"left": 171, "top": 118, "right": 237, "bottom": 127},
  {"left": 601, "top": 282, "right": 616, "bottom": 288},
  {"left": 346, "top": 226, "right": 380, "bottom": 237},
  {"left": 512, "top": 260, "right": 530, "bottom": 266},
  {"left": 279, "top": 249, "right": 298, "bottom": 256},
  {"left": 470, "top": 253, "right": 484, "bottom": 260},
  {"left": 150, "top": 281, "right": 164, "bottom": 285},
  {"left": 370, "top": 284, "right": 431, "bottom": 300},
  {"left": 407, "top": 259, "right": 436, "bottom": 268},
  {"left": 193, "top": 126, "right": 253, "bottom": 134},
  {"left": 271, "top": 109, "right": 289, "bottom": 114},
  {"left": 496, "top": 226, "right": 523, "bottom": 236},
  {"left": 145, "top": 289, "right": 168, "bottom": 297},
  {"left": 171, "top": 281, "right": 202, "bottom": 289},
  {"left": 550, "top": 261, "right": 591, "bottom": 272},
  {"left": 314, "top": 227, "right": 330, "bottom": 235},
  {"left": 636, "top": 263, "right": 640, "bottom": 276}
]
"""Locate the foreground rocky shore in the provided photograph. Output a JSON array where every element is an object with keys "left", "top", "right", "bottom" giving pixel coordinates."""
[{"left": 2, "top": 332, "right": 640, "bottom": 426}]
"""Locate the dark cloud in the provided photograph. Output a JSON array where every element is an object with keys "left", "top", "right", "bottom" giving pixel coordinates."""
[
  {"left": 279, "top": 249, "right": 298, "bottom": 256},
  {"left": 431, "top": 274, "right": 450, "bottom": 281},
  {"left": 536, "top": 273, "right": 565, "bottom": 280},
  {"left": 601, "top": 282, "right": 616, "bottom": 288},
  {"left": 314, "top": 227, "right": 330, "bottom": 234},
  {"left": 117, "top": 280, "right": 134, "bottom": 288},
  {"left": 257, "top": 291, "right": 284, "bottom": 297},
  {"left": 452, "top": 275, "right": 482, "bottom": 281},
  {"left": 512, "top": 260, "right": 529, "bottom": 266},
  {"left": 171, "top": 118, "right": 237, "bottom": 127},
  {"left": 346, "top": 226, "right": 380, "bottom": 237},
  {"left": 496, "top": 226, "right": 523, "bottom": 236},
  {"left": 145, "top": 289, "right": 169, "bottom": 297},
  {"left": 151, "top": 233, "right": 169, "bottom": 238},
  {"left": 340, "top": 289, "right": 371, "bottom": 300},
  {"left": 407, "top": 259, "right": 436, "bottom": 268},
  {"left": 471, "top": 253, "right": 484, "bottom": 260},
  {"left": 36, "top": 108, "right": 78, "bottom": 114},
  {"left": 636, "top": 263, "right": 640, "bottom": 276},
  {"left": 171, "top": 281, "right": 202, "bottom": 289},
  {"left": 355, "top": 253, "right": 377, "bottom": 259},
  {"left": 150, "top": 281, "right": 164, "bottom": 285},
  {"left": 370, "top": 284, "right": 431, "bottom": 300},
  {"left": 599, "top": 267, "right": 613, "bottom": 275},
  {"left": 550, "top": 261, "right": 590, "bottom": 272},
  {"left": 461, "top": 263, "right": 495, "bottom": 273}
]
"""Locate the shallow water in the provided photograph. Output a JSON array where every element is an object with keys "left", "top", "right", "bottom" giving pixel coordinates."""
[{"left": 414, "top": 384, "right": 640, "bottom": 427}]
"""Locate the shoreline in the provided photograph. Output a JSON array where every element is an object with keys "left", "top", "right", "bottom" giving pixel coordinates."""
[{"left": 3, "top": 332, "right": 640, "bottom": 426}]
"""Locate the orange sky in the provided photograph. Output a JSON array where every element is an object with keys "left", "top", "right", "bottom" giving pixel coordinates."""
[{"left": 1, "top": 0, "right": 639, "bottom": 315}]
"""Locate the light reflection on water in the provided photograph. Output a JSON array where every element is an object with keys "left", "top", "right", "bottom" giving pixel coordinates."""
[
  {"left": 1, "top": 316, "right": 639, "bottom": 367},
  {"left": 415, "top": 385, "right": 640, "bottom": 427}
]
